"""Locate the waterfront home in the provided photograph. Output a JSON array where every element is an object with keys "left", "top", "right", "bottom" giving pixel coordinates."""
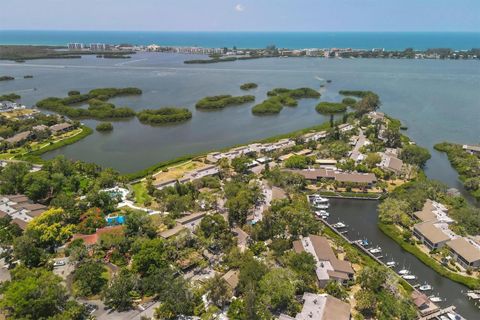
[
  {"left": 278, "top": 292, "right": 351, "bottom": 320},
  {"left": 302, "top": 131, "right": 328, "bottom": 143},
  {"left": 446, "top": 238, "right": 480, "bottom": 269},
  {"left": 49, "top": 122, "right": 74, "bottom": 134},
  {"left": 413, "top": 221, "right": 451, "bottom": 251},
  {"left": 412, "top": 199, "right": 453, "bottom": 224},
  {"left": 378, "top": 153, "right": 404, "bottom": 174},
  {"left": 0, "top": 194, "right": 47, "bottom": 230},
  {"left": 367, "top": 111, "right": 385, "bottom": 123},
  {"left": 293, "top": 235, "right": 354, "bottom": 287},
  {"left": 411, "top": 291, "right": 440, "bottom": 317},
  {"left": 334, "top": 172, "right": 377, "bottom": 187},
  {"left": 262, "top": 138, "right": 295, "bottom": 153},
  {"left": 183, "top": 165, "right": 219, "bottom": 181},
  {"left": 462, "top": 144, "right": 480, "bottom": 155},
  {"left": 154, "top": 179, "right": 178, "bottom": 190},
  {"left": 5, "top": 131, "right": 32, "bottom": 146},
  {"left": 338, "top": 123, "right": 354, "bottom": 133},
  {"left": 287, "top": 169, "right": 377, "bottom": 187}
]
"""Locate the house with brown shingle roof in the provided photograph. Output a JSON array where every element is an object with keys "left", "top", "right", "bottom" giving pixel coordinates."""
[
  {"left": 279, "top": 293, "right": 351, "bottom": 320},
  {"left": 0, "top": 194, "right": 47, "bottom": 229},
  {"left": 49, "top": 122, "right": 74, "bottom": 134},
  {"left": 447, "top": 238, "right": 480, "bottom": 269},
  {"left": 293, "top": 235, "right": 354, "bottom": 287},
  {"left": 413, "top": 221, "right": 451, "bottom": 251}
]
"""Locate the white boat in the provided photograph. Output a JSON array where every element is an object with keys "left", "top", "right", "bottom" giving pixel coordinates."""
[
  {"left": 314, "top": 203, "right": 330, "bottom": 209},
  {"left": 419, "top": 284, "right": 433, "bottom": 291},
  {"left": 315, "top": 210, "right": 329, "bottom": 218},
  {"left": 429, "top": 296, "right": 443, "bottom": 303},
  {"left": 402, "top": 274, "right": 417, "bottom": 280},
  {"left": 369, "top": 246, "right": 382, "bottom": 254},
  {"left": 386, "top": 261, "right": 397, "bottom": 268},
  {"left": 313, "top": 195, "right": 329, "bottom": 203},
  {"left": 333, "top": 222, "right": 346, "bottom": 229},
  {"left": 398, "top": 269, "right": 410, "bottom": 275}
]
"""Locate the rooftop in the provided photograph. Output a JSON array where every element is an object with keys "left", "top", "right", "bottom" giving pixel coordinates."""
[
  {"left": 447, "top": 238, "right": 480, "bottom": 263},
  {"left": 414, "top": 221, "right": 451, "bottom": 244}
]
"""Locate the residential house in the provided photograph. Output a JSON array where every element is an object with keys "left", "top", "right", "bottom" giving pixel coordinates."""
[
  {"left": 302, "top": 131, "right": 328, "bottom": 143},
  {"left": 71, "top": 225, "right": 125, "bottom": 246},
  {"left": 413, "top": 221, "right": 451, "bottom": 251},
  {"left": 446, "top": 238, "right": 480, "bottom": 269},
  {"left": 287, "top": 169, "right": 376, "bottom": 187},
  {"left": 338, "top": 123, "right": 354, "bottom": 133},
  {"left": 462, "top": 144, "right": 480, "bottom": 155},
  {"left": 49, "top": 122, "right": 74, "bottom": 134},
  {"left": 5, "top": 131, "right": 32, "bottom": 146},
  {"left": 159, "top": 212, "right": 207, "bottom": 239},
  {"left": 278, "top": 293, "right": 351, "bottom": 320},
  {"left": 222, "top": 269, "right": 240, "bottom": 293},
  {"left": 293, "top": 235, "right": 354, "bottom": 287},
  {"left": 378, "top": 153, "right": 404, "bottom": 174},
  {"left": 0, "top": 194, "right": 47, "bottom": 230}
]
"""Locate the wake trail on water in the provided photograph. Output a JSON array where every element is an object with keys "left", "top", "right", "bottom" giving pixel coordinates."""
[{"left": 114, "top": 58, "right": 148, "bottom": 66}]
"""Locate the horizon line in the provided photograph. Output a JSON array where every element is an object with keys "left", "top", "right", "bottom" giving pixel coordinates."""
[{"left": 1, "top": 29, "right": 480, "bottom": 33}]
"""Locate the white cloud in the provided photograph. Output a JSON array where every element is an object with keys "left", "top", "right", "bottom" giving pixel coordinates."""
[{"left": 235, "top": 4, "right": 245, "bottom": 12}]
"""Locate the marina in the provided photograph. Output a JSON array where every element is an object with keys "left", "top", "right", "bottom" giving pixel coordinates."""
[{"left": 314, "top": 197, "right": 479, "bottom": 318}]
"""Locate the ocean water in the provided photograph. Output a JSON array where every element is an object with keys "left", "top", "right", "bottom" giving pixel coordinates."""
[{"left": 1, "top": 30, "right": 480, "bottom": 50}]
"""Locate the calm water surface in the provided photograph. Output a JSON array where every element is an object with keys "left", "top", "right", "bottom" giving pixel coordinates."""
[{"left": 1, "top": 54, "right": 480, "bottom": 317}]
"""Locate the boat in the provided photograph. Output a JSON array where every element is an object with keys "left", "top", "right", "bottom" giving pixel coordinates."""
[
  {"left": 315, "top": 210, "right": 329, "bottom": 218},
  {"left": 419, "top": 284, "right": 433, "bottom": 291},
  {"left": 429, "top": 295, "right": 443, "bottom": 303},
  {"left": 333, "top": 222, "right": 346, "bottom": 229},
  {"left": 402, "top": 274, "right": 417, "bottom": 280},
  {"left": 369, "top": 246, "right": 382, "bottom": 254},
  {"left": 398, "top": 269, "right": 410, "bottom": 275},
  {"left": 314, "top": 203, "right": 330, "bottom": 209},
  {"left": 386, "top": 261, "right": 397, "bottom": 268}
]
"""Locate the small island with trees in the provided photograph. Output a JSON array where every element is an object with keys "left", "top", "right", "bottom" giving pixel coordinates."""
[
  {"left": 36, "top": 87, "right": 142, "bottom": 121},
  {"left": 195, "top": 95, "right": 255, "bottom": 110},
  {"left": 252, "top": 87, "right": 320, "bottom": 115},
  {"left": 315, "top": 102, "right": 348, "bottom": 114},
  {"left": 0, "top": 75, "right": 15, "bottom": 81},
  {"left": 240, "top": 82, "right": 258, "bottom": 90},
  {"left": 96, "top": 122, "right": 114, "bottom": 132},
  {"left": 137, "top": 107, "right": 193, "bottom": 125}
]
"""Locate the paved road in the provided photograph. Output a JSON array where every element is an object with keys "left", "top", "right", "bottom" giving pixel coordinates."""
[{"left": 350, "top": 129, "right": 366, "bottom": 162}]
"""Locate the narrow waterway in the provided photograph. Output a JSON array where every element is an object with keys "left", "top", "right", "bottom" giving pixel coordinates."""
[{"left": 328, "top": 198, "right": 479, "bottom": 319}]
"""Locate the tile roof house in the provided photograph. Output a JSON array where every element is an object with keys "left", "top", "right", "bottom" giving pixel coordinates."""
[
  {"left": 279, "top": 293, "right": 351, "bottom": 320},
  {"left": 293, "top": 235, "right": 354, "bottom": 287},
  {"left": 71, "top": 225, "right": 125, "bottom": 246}
]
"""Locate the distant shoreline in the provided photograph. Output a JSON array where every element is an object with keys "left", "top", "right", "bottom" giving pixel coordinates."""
[{"left": 1, "top": 30, "right": 479, "bottom": 51}]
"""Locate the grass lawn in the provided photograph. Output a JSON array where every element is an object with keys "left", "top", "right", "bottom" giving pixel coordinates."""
[
  {"left": 152, "top": 160, "right": 206, "bottom": 183},
  {"left": 131, "top": 182, "right": 153, "bottom": 205}
]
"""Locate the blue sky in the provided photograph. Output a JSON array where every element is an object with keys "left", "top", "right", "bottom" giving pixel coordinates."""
[{"left": 1, "top": 0, "right": 479, "bottom": 31}]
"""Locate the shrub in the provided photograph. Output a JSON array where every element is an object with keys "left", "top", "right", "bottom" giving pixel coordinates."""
[
  {"left": 240, "top": 82, "right": 258, "bottom": 90},
  {"left": 96, "top": 122, "right": 114, "bottom": 132}
]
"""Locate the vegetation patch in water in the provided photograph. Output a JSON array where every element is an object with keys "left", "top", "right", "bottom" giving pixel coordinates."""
[{"left": 137, "top": 107, "right": 192, "bottom": 125}]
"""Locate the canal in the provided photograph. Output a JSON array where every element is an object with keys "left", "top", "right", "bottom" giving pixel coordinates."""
[{"left": 328, "top": 198, "right": 479, "bottom": 319}]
